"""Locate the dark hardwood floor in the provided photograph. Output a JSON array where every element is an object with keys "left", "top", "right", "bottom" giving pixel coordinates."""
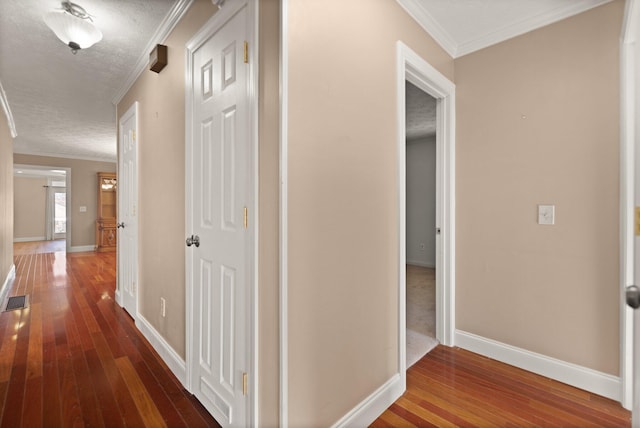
[
  {"left": 373, "top": 345, "right": 631, "bottom": 427},
  {"left": 1, "top": 243, "right": 219, "bottom": 427},
  {"left": 2, "top": 243, "right": 632, "bottom": 427}
]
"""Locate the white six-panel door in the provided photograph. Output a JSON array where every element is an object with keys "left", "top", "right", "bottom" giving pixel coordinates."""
[
  {"left": 118, "top": 102, "right": 139, "bottom": 319},
  {"left": 187, "top": 4, "right": 250, "bottom": 426}
]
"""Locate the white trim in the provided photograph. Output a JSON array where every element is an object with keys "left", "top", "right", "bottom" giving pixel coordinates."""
[
  {"left": 136, "top": 314, "right": 187, "bottom": 387},
  {"left": 397, "top": 41, "right": 456, "bottom": 354},
  {"left": 68, "top": 245, "right": 96, "bottom": 253},
  {"left": 394, "top": 0, "right": 457, "bottom": 58},
  {"left": 620, "top": 0, "right": 640, "bottom": 414},
  {"left": 279, "top": 0, "right": 289, "bottom": 426},
  {"left": 456, "top": 330, "right": 622, "bottom": 402},
  {"left": 185, "top": 1, "right": 258, "bottom": 425},
  {"left": 13, "top": 148, "right": 117, "bottom": 163},
  {"left": 111, "top": 0, "right": 195, "bottom": 105},
  {"left": 13, "top": 237, "right": 46, "bottom": 243},
  {"left": 406, "top": 260, "right": 435, "bottom": 269},
  {"left": 396, "top": 0, "right": 612, "bottom": 59},
  {"left": 0, "top": 265, "right": 16, "bottom": 306},
  {"left": 249, "top": 0, "right": 260, "bottom": 423},
  {"left": 331, "top": 374, "right": 404, "bottom": 428},
  {"left": 0, "top": 79, "right": 17, "bottom": 138}
]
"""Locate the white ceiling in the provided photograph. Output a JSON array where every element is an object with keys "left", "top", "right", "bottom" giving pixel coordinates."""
[
  {"left": 0, "top": 0, "right": 176, "bottom": 162},
  {"left": 396, "top": 0, "right": 613, "bottom": 58},
  {"left": 0, "top": 0, "right": 614, "bottom": 162}
]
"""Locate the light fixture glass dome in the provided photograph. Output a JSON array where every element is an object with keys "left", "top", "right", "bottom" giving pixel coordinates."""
[{"left": 44, "top": 6, "right": 102, "bottom": 53}]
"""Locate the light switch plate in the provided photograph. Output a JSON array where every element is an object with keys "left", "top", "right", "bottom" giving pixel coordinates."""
[
  {"left": 79, "top": 206, "right": 87, "bottom": 213},
  {"left": 538, "top": 205, "right": 555, "bottom": 225}
]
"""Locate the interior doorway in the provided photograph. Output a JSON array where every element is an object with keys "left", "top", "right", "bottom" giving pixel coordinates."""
[
  {"left": 405, "top": 81, "right": 438, "bottom": 367},
  {"left": 13, "top": 165, "right": 70, "bottom": 252},
  {"left": 396, "top": 42, "right": 456, "bottom": 389}
]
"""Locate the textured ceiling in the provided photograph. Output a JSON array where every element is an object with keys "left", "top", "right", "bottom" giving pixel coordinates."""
[
  {"left": 406, "top": 81, "right": 436, "bottom": 141},
  {"left": 0, "top": 0, "right": 175, "bottom": 162},
  {"left": 2, "top": 1, "right": 611, "bottom": 161}
]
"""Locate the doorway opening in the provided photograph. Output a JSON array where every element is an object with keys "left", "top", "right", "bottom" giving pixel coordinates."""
[
  {"left": 13, "top": 165, "right": 70, "bottom": 253},
  {"left": 405, "top": 81, "right": 438, "bottom": 368},
  {"left": 396, "top": 42, "right": 455, "bottom": 389}
]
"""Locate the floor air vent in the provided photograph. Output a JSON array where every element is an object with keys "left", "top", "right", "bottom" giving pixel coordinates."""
[{"left": 5, "top": 295, "right": 28, "bottom": 311}]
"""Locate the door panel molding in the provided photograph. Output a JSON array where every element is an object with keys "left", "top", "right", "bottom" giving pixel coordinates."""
[{"left": 185, "top": 0, "right": 258, "bottom": 425}]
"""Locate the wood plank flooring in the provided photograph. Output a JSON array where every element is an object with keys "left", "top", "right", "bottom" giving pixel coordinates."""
[
  {"left": 372, "top": 345, "right": 631, "bottom": 427},
  {"left": 1, "top": 245, "right": 219, "bottom": 427},
  {"left": 13, "top": 240, "right": 66, "bottom": 256},
  {"left": 3, "top": 243, "right": 632, "bottom": 427}
]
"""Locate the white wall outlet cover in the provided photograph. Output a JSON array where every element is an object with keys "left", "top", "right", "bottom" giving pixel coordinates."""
[
  {"left": 79, "top": 206, "right": 87, "bottom": 212},
  {"left": 538, "top": 204, "right": 555, "bottom": 225}
]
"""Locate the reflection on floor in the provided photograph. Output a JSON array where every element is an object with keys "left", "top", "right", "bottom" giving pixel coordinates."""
[
  {"left": 406, "top": 264, "right": 438, "bottom": 368},
  {"left": 13, "top": 239, "right": 66, "bottom": 255}
]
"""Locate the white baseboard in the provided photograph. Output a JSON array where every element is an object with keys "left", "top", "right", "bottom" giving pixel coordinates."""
[
  {"left": 68, "top": 245, "right": 96, "bottom": 253},
  {"left": 115, "top": 289, "right": 122, "bottom": 306},
  {"left": 136, "top": 314, "right": 187, "bottom": 388},
  {"left": 455, "top": 330, "right": 621, "bottom": 402},
  {"left": 406, "top": 260, "right": 435, "bottom": 268},
  {"left": 331, "top": 374, "right": 403, "bottom": 428},
  {"left": 0, "top": 264, "right": 16, "bottom": 305},
  {"left": 13, "top": 236, "right": 45, "bottom": 242}
]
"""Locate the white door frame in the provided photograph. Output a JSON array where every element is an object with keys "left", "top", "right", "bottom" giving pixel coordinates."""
[
  {"left": 185, "top": 0, "right": 259, "bottom": 424},
  {"left": 396, "top": 41, "right": 456, "bottom": 382},
  {"left": 116, "top": 101, "right": 139, "bottom": 317},
  {"left": 620, "top": 0, "right": 639, "bottom": 412}
]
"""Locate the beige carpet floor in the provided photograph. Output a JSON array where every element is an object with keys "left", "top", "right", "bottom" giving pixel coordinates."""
[{"left": 406, "top": 264, "right": 438, "bottom": 368}]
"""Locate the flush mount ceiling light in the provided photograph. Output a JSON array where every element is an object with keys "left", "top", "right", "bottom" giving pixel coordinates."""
[{"left": 44, "top": 1, "right": 102, "bottom": 54}]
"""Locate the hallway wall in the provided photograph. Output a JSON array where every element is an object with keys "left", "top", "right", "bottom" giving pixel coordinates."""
[
  {"left": 455, "top": 0, "right": 623, "bottom": 375},
  {"left": 13, "top": 176, "right": 46, "bottom": 240},
  {"left": 406, "top": 136, "right": 436, "bottom": 267},
  {"left": 285, "top": 0, "right": 453, "bottom": 425},
  {"left": 0, "top": 112, "right": 13, "bottom": 288}
]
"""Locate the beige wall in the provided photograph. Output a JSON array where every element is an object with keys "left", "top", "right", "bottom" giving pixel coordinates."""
[
  {"left": 258, "top": 0, "right": 280, "bottom": 425},
  {"left": 13, "top": 154, "right": 116, "bottom": 248},
  {"left": 117, "top": 0, "right": 218, "bottom": 360},
  {"left": 286, "top": 0, "right": 453, "bottom": 425},
  {"left": 0, "top": 114, "right": 13, "bottom": 286},
  {"left": 454, "top": 1, "right": 623, "bottom": 375},
  {"left": 13, "top": 177, "right": 47, "bottom": 239}
]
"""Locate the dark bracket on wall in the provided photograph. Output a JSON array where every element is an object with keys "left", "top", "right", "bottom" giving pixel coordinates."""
[{"left": 149, "top": 44, "right": 168, "bottom": 73}]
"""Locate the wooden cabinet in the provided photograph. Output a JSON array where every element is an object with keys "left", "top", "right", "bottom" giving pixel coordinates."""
[{"left": 96, "top": 172, "right": 117, "bottom": 252}]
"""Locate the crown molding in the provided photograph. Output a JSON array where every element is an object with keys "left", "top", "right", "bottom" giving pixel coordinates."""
[
  {"left": 111, "top": 0, "right": 195, "bottom": 105},
  {"left": 395, "top": 0, "right": 457, "bottom": 58},
  {"left": 397, "top": 0, "right": 612, "bottom": 59},
  {"left": 0, "top": 79, "right": 17, "bottom": 138},
  {"left": 456, "top": 0, "right": 613, "bottom": 57},
  {"left": 13, "top": 148, "right": 117, "bottom": 163}
]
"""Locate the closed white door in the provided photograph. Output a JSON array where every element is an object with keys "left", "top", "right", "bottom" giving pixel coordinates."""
[
  {"left": 118, "top": 102, "right": 139, "bottom": 319},
  {"left": 187, "top": 4, "right": 250, "bottom": 426}
]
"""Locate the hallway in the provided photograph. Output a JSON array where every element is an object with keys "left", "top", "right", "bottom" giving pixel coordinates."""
[{"left": 0, "top": 245, "right": 218, "bottom": 427}]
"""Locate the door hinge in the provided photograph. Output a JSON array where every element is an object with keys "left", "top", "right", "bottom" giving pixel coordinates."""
[
  {"left": 242, "top": 372, "right": 248, "bottom": 395},
  {"left": 132, "top": 130, "right": 136, "bottom": 141},
  {"left": 243, "top": 41, "right": 248, "bottom": 64},
  {"left": 243, "top": 207, "right": 248, "bottom": 229}
]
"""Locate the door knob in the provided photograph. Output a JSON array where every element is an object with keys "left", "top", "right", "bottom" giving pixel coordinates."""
[
  {"left": 186, "top": 235, "right": 200, "bottom": 248},
  {"left": 626, "top": 285, "right": 640, "bottom": 309},
  {"left": 117, "top": 222, "right": 125, "bottom": 228}
]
